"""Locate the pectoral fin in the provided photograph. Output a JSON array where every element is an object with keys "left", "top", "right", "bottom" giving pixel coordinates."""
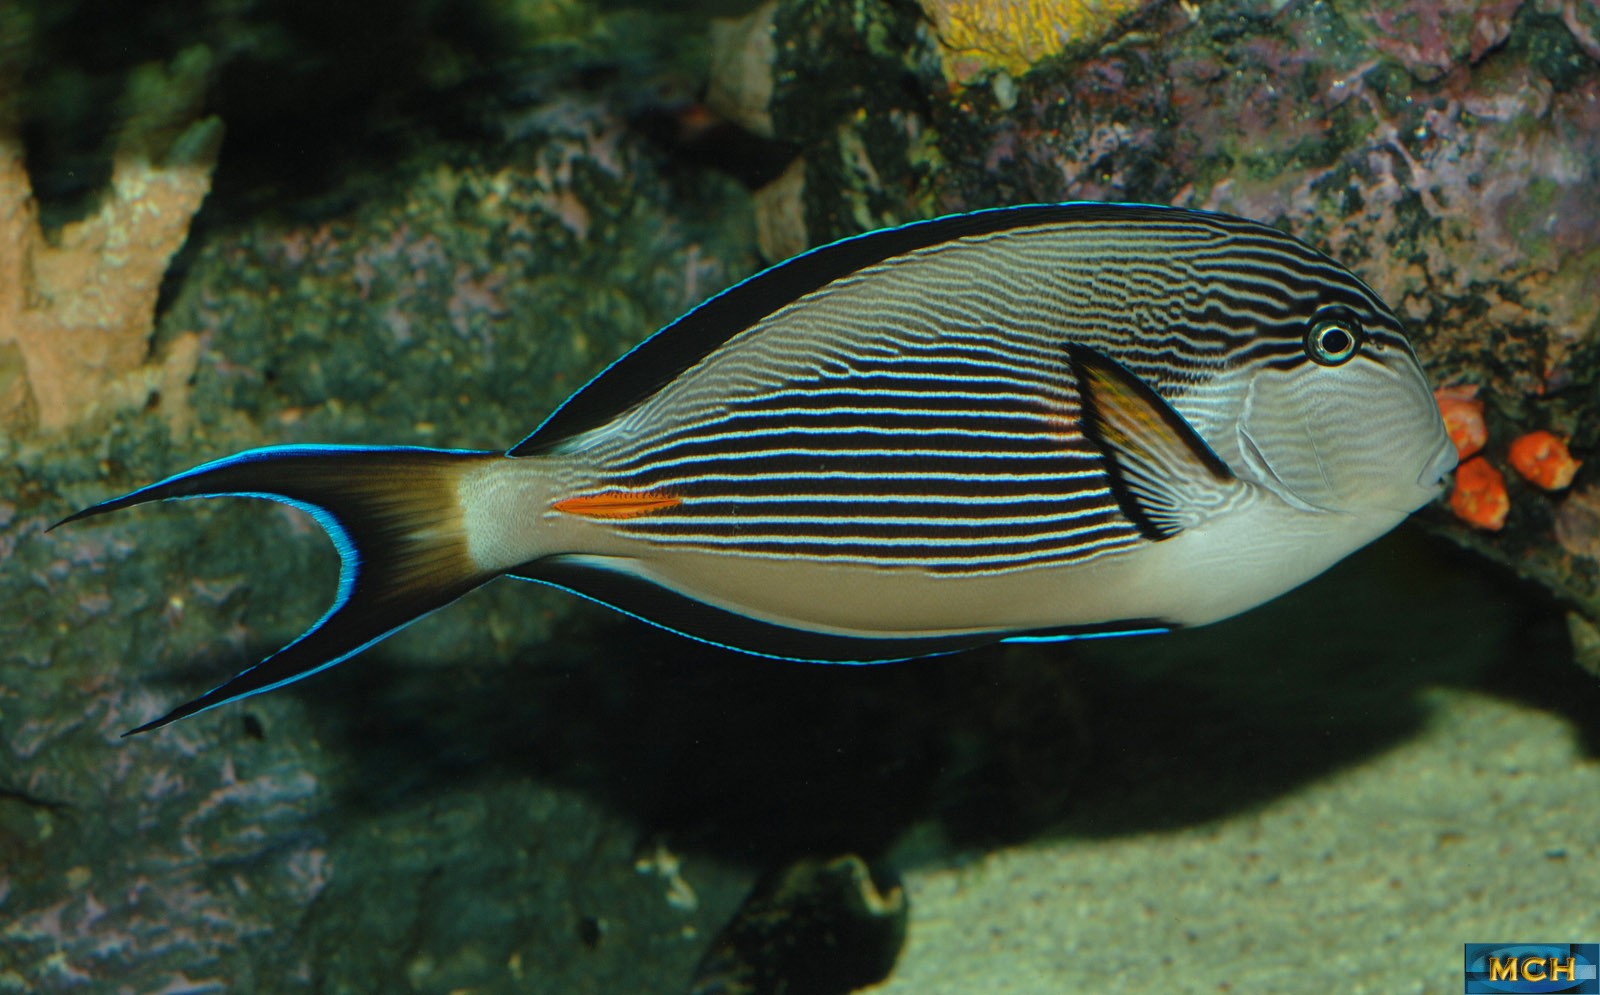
[{"left": 1067, "top": 343, "right": 1241, "bottom": 540}]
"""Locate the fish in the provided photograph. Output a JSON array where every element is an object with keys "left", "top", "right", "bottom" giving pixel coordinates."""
[{"left": 55, "top": 203, "right": 1458, "bottom": 735}]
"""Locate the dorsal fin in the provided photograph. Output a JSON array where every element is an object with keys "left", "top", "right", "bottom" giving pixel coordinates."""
[{"left": 509, "top": 203, "right": 1241, "bottom": 456}]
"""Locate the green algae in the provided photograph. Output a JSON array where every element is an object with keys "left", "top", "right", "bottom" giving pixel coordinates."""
[
  {"left": 770, "top": 0, "right": 944, "bottom": 241},
  {"left": 1509, "top": 8, "right": 1597, "bottom": 93}
]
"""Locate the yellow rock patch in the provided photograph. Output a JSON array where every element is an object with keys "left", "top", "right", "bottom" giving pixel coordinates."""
[{"left": 918, "top": 0, "right": 1147, "bottom": 84}]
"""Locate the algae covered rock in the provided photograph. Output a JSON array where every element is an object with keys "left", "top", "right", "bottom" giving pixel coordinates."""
[
  {"left": 691, "top": 854, "right": 906, "bottom": 995},
  {"left": 2, "top": 7, "right": 1103, "bottom": 992},
  {"left": 917, "top": 0, "right": 1161, "bottom": 84},
  {"left": 2, "top": 4, "right": 763, "bottom": 990}
]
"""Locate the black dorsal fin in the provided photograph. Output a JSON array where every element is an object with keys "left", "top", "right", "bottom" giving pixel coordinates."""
[{"left": 510, "top": 203, "right": 1236, "bottom": 456}]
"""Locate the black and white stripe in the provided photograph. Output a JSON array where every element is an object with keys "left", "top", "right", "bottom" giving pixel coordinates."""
[{"left": 553, "top": 206, "right": 1408, "bottom": 575}]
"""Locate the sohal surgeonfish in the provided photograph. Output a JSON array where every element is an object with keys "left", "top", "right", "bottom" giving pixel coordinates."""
[{"left": 57, "top": 204, "right": 1458, "bottom": 734}]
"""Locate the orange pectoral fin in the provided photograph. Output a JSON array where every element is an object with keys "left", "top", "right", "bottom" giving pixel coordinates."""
[{"left": 552, "top": 489, "right": 683, "bottom": 520}]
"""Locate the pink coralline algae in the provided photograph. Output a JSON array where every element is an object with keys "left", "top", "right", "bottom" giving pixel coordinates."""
[
  {"left": 1555, "top": 484, "right": 1600, "bottom": 561},
  {"left": 1351, "top": 0, "right": 1526, "bottom": 79},
  {"left": 0, "top": 623, "right": 333, "bottom": 991}
]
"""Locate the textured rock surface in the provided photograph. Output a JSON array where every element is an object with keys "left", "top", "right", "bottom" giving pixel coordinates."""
[
  {"left": 916, "top": 0, "right": 1160, "bottom": 84},
  {"left": 2, "top": 6, "right": 763, "bottom": 990},
  {"left": 2, "top": 37, "right": 1099, "bottom": 985},
  {"left": 0, "top": 19, "right": 218, "bottom": 436}
]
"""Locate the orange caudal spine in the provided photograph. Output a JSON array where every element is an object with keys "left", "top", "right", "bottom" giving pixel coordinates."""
[{"left": 552, "top": 490, "right": 683, "bottom": 519}]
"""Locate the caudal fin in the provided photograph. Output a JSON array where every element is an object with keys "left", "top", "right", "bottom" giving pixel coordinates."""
[{"left": 54, "top": 445, "right": 503, "bottom": 735}]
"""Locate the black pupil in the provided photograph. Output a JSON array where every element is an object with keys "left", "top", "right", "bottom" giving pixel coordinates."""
[{"left": 1320, "top": 325, "right": 1352, "bottom": 356}]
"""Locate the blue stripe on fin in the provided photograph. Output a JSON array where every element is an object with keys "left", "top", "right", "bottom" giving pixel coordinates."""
[
  {"left": 514, "top": 555, "right": 996, "bottom": 663},
  {"left": 512, "top": 554, "right": 1168, "bottom": 663},
  {"left": 1002, "top": 624, "right": 1172, "bottom": 644},
  {"left": 56, "top": 445, "right": 502, "bottom": 735}
]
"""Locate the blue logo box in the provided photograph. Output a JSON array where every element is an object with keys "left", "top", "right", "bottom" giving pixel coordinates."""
[{"left": 1465, "top": 944, "right": 1599, "bottom": 994}]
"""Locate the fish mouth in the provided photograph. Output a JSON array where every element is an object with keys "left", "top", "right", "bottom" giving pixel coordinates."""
[{"left": 1417, "top": 437, "right": 1459, "bottom": 492}]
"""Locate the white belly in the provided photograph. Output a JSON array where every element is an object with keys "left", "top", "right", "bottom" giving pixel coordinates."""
[{"left": 598, "top": 490, "right": 1406, "bottom": 638}]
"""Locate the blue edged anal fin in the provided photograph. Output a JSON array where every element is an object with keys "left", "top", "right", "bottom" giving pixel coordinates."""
[
  {"left": 1067, "top": 343, "right": 1239, "bottom": 541},
  {"left": 51, "top": 445, "right": 501, "bottom": 735}
]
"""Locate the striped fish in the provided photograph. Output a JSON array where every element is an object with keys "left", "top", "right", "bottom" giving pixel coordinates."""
[{"left": 58, "top": 204, "right": 1457, "bottom": 734}]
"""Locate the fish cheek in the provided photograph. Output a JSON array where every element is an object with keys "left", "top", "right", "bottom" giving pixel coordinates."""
[
  {"left": 1235, "top": 373, "right": 1337, "bottom": 513},
  {"left": 1301, "top": 408, "right": 1337, "bottom": 501}
]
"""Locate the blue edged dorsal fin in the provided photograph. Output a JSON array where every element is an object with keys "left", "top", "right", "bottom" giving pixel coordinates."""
[
  {"left": 1067, "top": 342, "right": 1240, "bottom": 541},
  {"left": 510, "top": 203, "right": 1224, "bottom": 456}
]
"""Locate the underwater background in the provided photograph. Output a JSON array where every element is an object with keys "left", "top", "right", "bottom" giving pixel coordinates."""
[{"left": 2, "top": 0, "right": 1599, "bottom": 992}]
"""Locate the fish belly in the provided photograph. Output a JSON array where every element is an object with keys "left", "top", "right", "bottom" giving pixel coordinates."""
[{"left": 573, "top": 495, "right": 1404, "bottom": 639}]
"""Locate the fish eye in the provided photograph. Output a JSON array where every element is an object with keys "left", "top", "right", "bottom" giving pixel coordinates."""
[{"left": 1305, "top": 306, "right": 1362, "bottom": 366}]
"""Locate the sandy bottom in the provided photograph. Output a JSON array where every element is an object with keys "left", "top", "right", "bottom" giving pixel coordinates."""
[{"left": 873, "top": 530, "right": 1600, "bottom": 994}]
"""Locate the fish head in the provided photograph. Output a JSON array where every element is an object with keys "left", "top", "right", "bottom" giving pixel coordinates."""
[{"left": 1234, "top": 302, "right": 1456, "bottom": 516}]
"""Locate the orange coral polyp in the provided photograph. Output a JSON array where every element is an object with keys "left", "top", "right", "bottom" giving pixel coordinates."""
[
  {"left": 1508, "top": 430, "right": 1581, "bottom": 491},
  {"left": 1434, "top": 384, "right": 1487, "bottom": 460},
  {"left": 1449, "top": 456, "right": 1509, "bottom": 531}
]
